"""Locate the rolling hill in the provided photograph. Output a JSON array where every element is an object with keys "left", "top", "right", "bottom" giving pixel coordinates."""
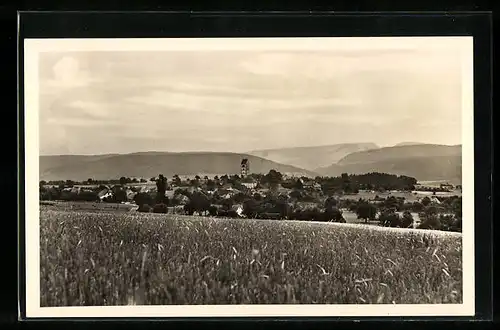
[
  {"left": 39, "top": 152, "right": 317, "bottom": 182},
  {"left": 337, "top": 144, "right": 461, "bottom": 165},
  {"left": 316, "top": 144, "right": 462, "bottom": 182},
  {"left": 394, "top": 142, "right": 424, "bottom": 147},
  {"left": 248, "top": 143, "right": 379, "bottom": 171}
]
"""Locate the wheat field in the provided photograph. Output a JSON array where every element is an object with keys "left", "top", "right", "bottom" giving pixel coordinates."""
[{"left": 40, "top": 209, "right": 462, "bottom": 306}]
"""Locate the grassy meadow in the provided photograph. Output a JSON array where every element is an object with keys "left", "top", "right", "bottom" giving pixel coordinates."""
[{"left": 40, "top": 208, "right": 462, "bottom": 306}]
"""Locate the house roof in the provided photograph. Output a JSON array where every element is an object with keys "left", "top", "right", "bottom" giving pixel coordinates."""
[{"left": 165, "top": 190, "right": 175, "bottom": 198}]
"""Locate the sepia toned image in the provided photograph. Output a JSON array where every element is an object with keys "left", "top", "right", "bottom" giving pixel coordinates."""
[{"left": 25, "top": 37, "right": 474, "bottom": 317}]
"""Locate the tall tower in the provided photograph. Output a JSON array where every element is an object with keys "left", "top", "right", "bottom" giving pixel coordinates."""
[{"left": 241, "top": 158, "right": 249, "bottom": 177}]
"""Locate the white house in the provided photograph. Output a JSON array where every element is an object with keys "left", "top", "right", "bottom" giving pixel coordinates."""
[{"left": 241, "top": 182, "right": 258, "bottom": 189}]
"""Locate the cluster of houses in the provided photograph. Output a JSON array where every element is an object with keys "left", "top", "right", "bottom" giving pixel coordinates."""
[
  {"left": 413, "top": 182, "right": 461, "bottom": 192},
  {"left": 45, "top": 159, "right": 459, "bottom": 226}
]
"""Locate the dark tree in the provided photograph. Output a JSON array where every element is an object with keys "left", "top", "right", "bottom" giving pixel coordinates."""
[
  {"left": 264, "top": 170, "right": 283, "bottom": 188},
  {"left": 113, "top": 189, "right": 127, "bottom": 203},
  {"left": 155, "top": 174, "right": 168, "bottom": 204},
  {"left": 134, "top": 192, "right": 154, "bottom": 207},
  {"left": 119, "top": 177, "right": 127, "bottom": 185},
  {"left": 324, "top": 207, "right": 345, "bottom": 222},
  {"left": 451, "top": 197, "right": 462, "bottom": 219},
  {"left": 77, "top": 190, "right": 99, "bottom": 202},
  {"left": 418, "top": 214, "right": 442, "bottom": 230},
  {"left": 401, "top": 211, "right": 414, "bottom": 228},
  {"left": 424, "top": 205, "right": 438, "bottom": 216},
  {"left": 379, "top": 210, "right": 401, "bottom": 227},
  {"left": 220, "top": 175, "right": 229, "bottom": 184},
  {"left": 411, "top": 201, "right": 424, "bottom": 212},
  {"left": 356, "top": 201, "right": 377, "bottom": 223},
  {"left": 221, "top": 198, "right": 233, "bottom": 211},
  {"left": 324, "top": 197, "right": 338, "bottom": 210},
  {"left": 293, "top": 179, "right": 304, "bottom": 190},
  {"left": 289, "top": 190, "right": 302, "bottom": 200},
  {"left": 187, "top": 192, "right": 211, "bottom": 215},
  {"left": 184, "top": 204, "right": 195, "bottom": 215},
  {"left": 206, "top": 179, "right": 217, "bottom": 191},
  {"left": 253, "top": 193, "right": 263, "bottom": 201},
  {"left": 208, "top": 205, "right": 218, "bottom": 216},
  {"left": 275, "top": 199, "right": 291, "bottom": 219},
  {"left": 172, "top": 175, "right": 181, "bottom": 186},
  {"left": 421, "top": 196, "right": 432, "bottom": 207},
  {"left": 243, "top": 199, "right": 259, "bottom": 218}
]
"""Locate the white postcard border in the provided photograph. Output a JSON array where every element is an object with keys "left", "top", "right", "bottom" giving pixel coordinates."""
[{"left": 24, "top": 37, "right": 475, "bottom": 318}]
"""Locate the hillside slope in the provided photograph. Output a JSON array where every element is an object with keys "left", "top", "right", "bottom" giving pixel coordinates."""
[
  {"left": 394, "top": 142, "right": 424, "bottom": 147},
  {"left": 337, "top": 144, "right": 461, "bottom": 165},
  {"left": 249, "top": 143, "right": 379, "bottom": 171},
  {"left": 39, "top": 152, "right": 317, "bottom": 181},
  {"left": 316, "top": 155, "right": 462, "bottom": 182}
]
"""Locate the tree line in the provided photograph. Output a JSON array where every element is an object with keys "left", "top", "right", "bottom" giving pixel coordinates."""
[{"left": 40, "top": 170, "right": 461, "bottom": 233}]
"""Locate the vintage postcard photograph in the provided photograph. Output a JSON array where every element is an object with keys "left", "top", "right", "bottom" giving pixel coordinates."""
[{"left": 24, "top": 37, "right": 474, "bottom": 318}]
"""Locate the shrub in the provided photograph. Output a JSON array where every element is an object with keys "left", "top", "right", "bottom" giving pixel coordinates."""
[
  {"left": 137, "top": 204, "right": 152, "bottom": 213},
  {"left": 401, "top": 211, "right": 414, "bottom": 228},
  {"left": 208, "top": 205, "right": 218, "bottom": 216},
  {"left": 379, "top": 210, "right": 402, "bottom": 227},
  {"left": 152, "top": 203, "right": 168, "bottom": 214},
  {"left": 134, "top": 192, "right": 153, "bottom": 207},
  {"left": 227, "top": 210, "right": 239, "bottom": 218},
  {"left": 418, "top": 214, "right": 442, "bottom": 230}
]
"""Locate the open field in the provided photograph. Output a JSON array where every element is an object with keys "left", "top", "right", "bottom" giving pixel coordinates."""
[
  {"left": 40, "top": 201, "right": 138, "bottom": 212},
  {"left": 338, "top": 190, "right": 461, "bottom": 202},
  {"left": 40, "top": 209, "right": 462, "bottom": 306}
]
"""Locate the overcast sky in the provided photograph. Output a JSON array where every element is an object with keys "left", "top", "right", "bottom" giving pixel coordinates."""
[{"left": 38, "top": 40, "right": 464, "bottom": 155}]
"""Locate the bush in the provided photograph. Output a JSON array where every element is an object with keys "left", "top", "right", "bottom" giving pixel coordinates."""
[
  {"left": 401, "top": 211, "right": 414, "bottom": 228},
  {"left": 379, "top": 210, "right": 402, "bottom": 227},
  {"left": 152, "top": 203, "right": 168, "bottom": 214},
  {"left": 137, "top": 204, "right": 152, "bottom": 213},
  {"left": 208, "top": 205, "right": 218, "bottom": 216},
  {"left": 134, "top": 192, "right": 153, "bottom": 207},
  {"left": 227, "top": 210, "right": 239, "bottom": 218},
  {"left": 418, "top": 214, "right": 442, "bottom": 230}
]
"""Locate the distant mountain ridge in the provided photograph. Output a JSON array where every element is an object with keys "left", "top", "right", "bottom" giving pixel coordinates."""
[
  {"left": 337, "top": 144, "right": 461, "bottom": 165},
  {"left": 39, "top": 152, "right": 316, "bottom": 181},
  {"left": 249, "top": 143, "right": 379, "bottom": 171},
  {"left": 316, "top": 144, "right": 462, "bottom": 183},
  {"left": 40, "top": 143, "right": 463, "bottom": 183},
  {"left": 394, "top": 142, "right": 423, "bottom": 146}
]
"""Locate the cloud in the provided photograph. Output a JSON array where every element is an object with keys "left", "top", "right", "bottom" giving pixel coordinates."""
[
  {"left": 126, "top": 89, "right": 363, "bottom": 117},
  {"left": 40, "top": 56, "right": 102, "bottom": 97},
  {"left": 37, "top": 46, "right": 464, "bottom": 155},
  {"left": 238, "top": 50, "right": 461, "bottom": 80},
  {"left": 67, "top": 100, "right": 111, "bottom": 119}
]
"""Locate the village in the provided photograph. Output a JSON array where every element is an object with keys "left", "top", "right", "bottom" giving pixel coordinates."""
[{"left": 40, "top": 158, "right": 462, "bottom": 232}]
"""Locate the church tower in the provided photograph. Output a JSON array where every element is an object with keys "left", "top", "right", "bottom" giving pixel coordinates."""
[{"left": 240, "top": 158, "right": 249, "bottom": 177}]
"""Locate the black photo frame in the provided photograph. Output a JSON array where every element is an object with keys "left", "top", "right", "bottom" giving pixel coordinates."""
[{"left": 16, "top": 11, "right": 493, "bottom": 325}]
